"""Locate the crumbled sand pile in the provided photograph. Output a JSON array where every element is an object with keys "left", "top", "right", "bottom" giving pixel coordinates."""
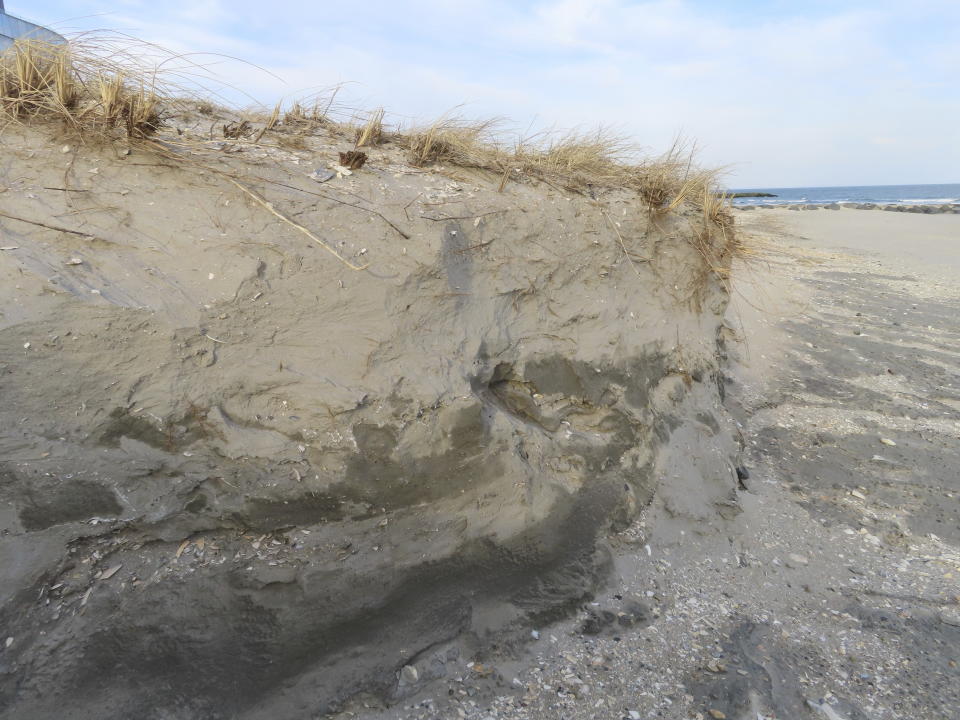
[{"left": 0, "top": 43, "right": 744, "bottom": 719}]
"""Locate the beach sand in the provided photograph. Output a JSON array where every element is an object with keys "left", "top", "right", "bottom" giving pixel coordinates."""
[
  {"left": 743, "top": 207, "right": 960, "bottom": 276},
  {"left": 2, "top": 30, "right": 957, "bottom": 720},
  {"left": 1, "top": 112, "right": 957, "bottom": 717},
  {"left": 0, "top": 122, "right": 741, "bottom": 720},
  {"left": 338, "top": 208, "right": 960, "bottom": 720}
]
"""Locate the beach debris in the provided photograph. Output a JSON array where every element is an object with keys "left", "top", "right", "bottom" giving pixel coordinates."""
[
  {"left": 66, "top": 257, "right": 83, "bottom": 265},
  {"left": 61, "top": 145, "right": 72, "bottom": 153},
  {"left": 807, "top": 699, "right": 850, "bottom": 720},
  {"left": 338, "top": 150, "right": 367, "bottom": 170},
  {"left": 308, "top": 169, "right": 335, "bottom": 183},
  {"left": 227, "top": 178, "right": 367, "bottom": 270},
  {"left": 22, "top": 342, "right": 30, "bottom": 349},
  {"left": 880, "top": 438, "right": 897, "bottom": 446},
  {"left": 400, "top": 664, "right": 419, "bottom": 684},
  {"left": 330, "top": 164, "right": 353, "bottom": 177},
  {"left": 0, "top": 246, "right": 19, "bottom": 251},
  {"left": 223, "top": 120, "right": 252, "bottom": 139},
  {"left": 175, "top": 540, "right": 190, "bottom": 558},
  {"left": 97, "top": 564, "right": 122, "bottom": 581}
]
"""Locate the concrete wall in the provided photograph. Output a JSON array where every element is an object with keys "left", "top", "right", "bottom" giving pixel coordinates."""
[{"left": 0, "top": 9, "right": 65, "bottom": 50}]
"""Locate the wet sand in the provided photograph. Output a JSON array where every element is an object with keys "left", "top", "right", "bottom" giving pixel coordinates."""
[{"left": 343, "top": 208, "right": 960, "bottom": 720}]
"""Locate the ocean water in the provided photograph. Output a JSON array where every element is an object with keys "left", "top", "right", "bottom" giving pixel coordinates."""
[{"left": 728, "top": 183, "right": 960, "bottom": 206}]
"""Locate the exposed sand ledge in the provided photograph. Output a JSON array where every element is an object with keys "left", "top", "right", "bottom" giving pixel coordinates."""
[
  {"left": 0, "top": 124, "right": 740, "bottom": 719},
  {"left": 320, "top": 205, "right": 960, "bottom": 720}
]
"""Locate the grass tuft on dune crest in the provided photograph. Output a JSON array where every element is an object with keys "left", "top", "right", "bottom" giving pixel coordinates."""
[
  {"left": 1, "top": 38, "right": 167, "bottom": 138},
  {"left": 1, "top": 34, "right": 747, "bottom": 272}
]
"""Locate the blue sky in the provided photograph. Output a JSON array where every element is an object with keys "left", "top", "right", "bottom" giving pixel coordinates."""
[{"left": 11, "top": 0, "right": 960, "bottom": 187}]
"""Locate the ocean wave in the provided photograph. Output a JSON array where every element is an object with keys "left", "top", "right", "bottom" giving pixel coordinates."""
[{"left": 896, "top": 198, "right": 958, "bottom": 204}]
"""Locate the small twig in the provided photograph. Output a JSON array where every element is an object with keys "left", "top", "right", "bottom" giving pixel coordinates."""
[
  {"left": 62, "top": 148, "right": 79, "bottom": 210},
  {"left": 254, "top": 177, "right": 411, "bottom": 240},
  {"left": 421, "top": 209, "right": 506, "bottom": 222},
  {"left": 454, "top": 240, "right": 494, "bottom": 254},
  {"left": 403, "top": 192, "right": 423, "bottom": 222},
  {"left": 227, "top": 179, "right": 368, "bottom": 272},
  {"left": 203, "top": 333, "right": 226, "bottom": 344},
  {"left": 0, "top": 211, "right": 95, "bottom": 239}
]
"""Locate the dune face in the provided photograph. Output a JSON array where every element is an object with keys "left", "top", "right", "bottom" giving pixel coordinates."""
[{"left": 0, "top": 124, "right": 740, "bottom": 719}]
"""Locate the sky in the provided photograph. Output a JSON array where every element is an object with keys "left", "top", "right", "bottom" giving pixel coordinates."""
[{"left": 11, "top": 0, "right": 960, "bottom": 187}]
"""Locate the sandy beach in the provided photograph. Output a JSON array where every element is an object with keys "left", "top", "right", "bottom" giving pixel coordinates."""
[
  {"left": 742, "top": 207, "right": 960, "bottom": 277},
  {"left": 2, "top": 125, "right": 958, "bottom": 717}
]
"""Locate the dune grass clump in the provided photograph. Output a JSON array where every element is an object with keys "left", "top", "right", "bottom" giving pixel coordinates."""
[
  {"left": 405, "top": 119, "right": 642, "bottom": 192},
  {"left": 512, "top": 128, "right": 636, "bottom": 189},
  {"left": 354, "top": 107, "right": 384, "bottom": 148},
  {"left": 405, "top": 114, "right": 504, "bottom": 168},
  {"left": 283, "top": 88, "right": 344, "bottom": 130},
  {"left": 0, "top": 39, "right": 165, "bottom": 138},
  {"left": 692, "top": 188, "right": 737, "bottom": 274},
  {"left": 628, "top": 143, "right": 705, "bottom": 209},
  {"left": 400, "top": 112, "right": 744, "bottom": 270},
  {"left": 96, "top": 72, "right": 162, "bottom": 136},
  {"left": 0, "top": 41, "right": 80, "bottom": 119}
]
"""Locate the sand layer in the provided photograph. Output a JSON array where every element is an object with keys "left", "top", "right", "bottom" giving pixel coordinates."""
[{"left": 0, "top": 126, "right": 739, "bottom": 719}]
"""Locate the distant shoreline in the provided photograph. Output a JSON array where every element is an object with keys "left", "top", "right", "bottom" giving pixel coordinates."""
[
  {"left": 728, "top": 182, "right": 960, "bottom": 208},
  {"left": 737, "top": 202, "right": 960, "bottom": 214}
]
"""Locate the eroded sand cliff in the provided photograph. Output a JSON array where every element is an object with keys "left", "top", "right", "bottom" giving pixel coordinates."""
[{"left": 0, "top": 118, "right": 741, "bottom": 718}]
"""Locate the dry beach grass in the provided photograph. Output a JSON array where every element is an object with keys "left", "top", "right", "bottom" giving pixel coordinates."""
[{"left": 0, "top": 34, "right": 748, "bottom": 288}]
